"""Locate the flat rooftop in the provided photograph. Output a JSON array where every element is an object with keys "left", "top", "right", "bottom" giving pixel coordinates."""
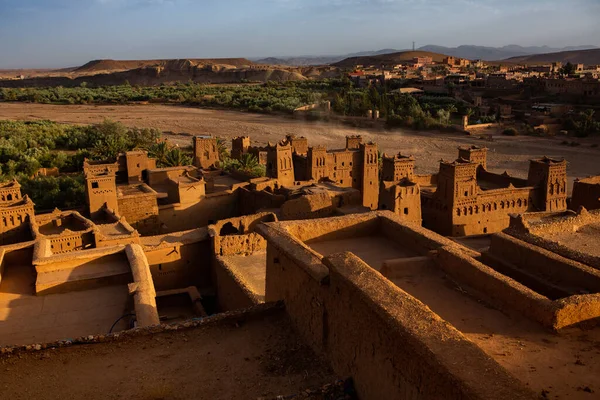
[{"left": 0, "top": 305, "right": 340, "bottom": 400}]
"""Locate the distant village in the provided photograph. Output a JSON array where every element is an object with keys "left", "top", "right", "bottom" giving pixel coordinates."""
[{"left": 346, "top": 55, "right": 600, "bottom": 132}]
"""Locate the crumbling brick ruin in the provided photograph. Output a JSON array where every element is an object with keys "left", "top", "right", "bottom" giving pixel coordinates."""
[{"left": 2, "top": 132, "right": 599, "bottom": 400}]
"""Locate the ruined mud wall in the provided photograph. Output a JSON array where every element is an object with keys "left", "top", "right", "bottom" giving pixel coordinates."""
[
  {"left": 487, "top": 233, "right": 600, "bottom": 293},
  {"left": 217, "top": 233, "right": 265, "bottom": 256},
  {"left": 258, "top": 222, "right": 535, "bottom": 400}
]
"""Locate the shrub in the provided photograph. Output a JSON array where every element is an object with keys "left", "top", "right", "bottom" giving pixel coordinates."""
[{"left": 502, "top": 128, "right": 519, "bottom": 136}]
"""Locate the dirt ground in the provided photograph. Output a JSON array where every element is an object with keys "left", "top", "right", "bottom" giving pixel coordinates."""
[
  {"left": 0, "top": 309, "right": 339, "bottom": 400},
  {"left": 1, "top": 103, "right": 600, "bottom": 192}
]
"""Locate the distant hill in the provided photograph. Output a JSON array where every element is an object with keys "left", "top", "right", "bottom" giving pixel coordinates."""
[
  {"left": 418, "top": 45, "right": 597, "bottom": 61},
  {"left": 0, "top": 58, "right": 342, "bottom": 88},
  {"left": 332, "top": 51, "right": 449, "bottom": 69},
  {"left": 503, "top": 48, "right": 600, "bottom": 65},
  {"left": 75, "top": 58, "right": 256, "bottom": 73},
  {"left": 255, "top": 49, "right": 407, "bottom": 66}
]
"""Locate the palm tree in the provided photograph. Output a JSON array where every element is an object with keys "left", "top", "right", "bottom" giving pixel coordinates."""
[
  {"left": 237, "top": 153, "right": 260, "bottom": 173},
  {"left": 163, "top": 148, "right": 192, "bottom": 167},
  {"left": 216, "top": 137, "right": 229, "bottom": 161},
  {"left": 147, "top": 141, "right": 170, "bottom": 166}
]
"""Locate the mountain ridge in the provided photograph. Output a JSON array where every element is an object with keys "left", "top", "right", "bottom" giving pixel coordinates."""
[{"left": 254, "top": 45, "right": 598, "bottom": 66}]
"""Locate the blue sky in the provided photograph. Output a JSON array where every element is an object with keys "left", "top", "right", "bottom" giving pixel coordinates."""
[{"left": 1, "top": 0, "right": 599, "bottom": 68}]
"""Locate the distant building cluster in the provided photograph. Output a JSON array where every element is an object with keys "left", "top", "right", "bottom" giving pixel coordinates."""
[{"left": 2, "top": 132, "right": 600, "bottom": 400}]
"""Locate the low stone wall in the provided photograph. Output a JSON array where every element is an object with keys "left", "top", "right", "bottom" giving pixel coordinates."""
[
  {"left": 488, "top": 233, "right": 600, "bottom": 292},
  {"left": 258, "top": 222, "right": 535, "bottom": 400}
]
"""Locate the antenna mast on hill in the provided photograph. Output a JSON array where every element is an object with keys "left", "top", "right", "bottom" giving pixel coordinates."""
[{"left": 413, "top": 41, "right": 415, "bottom": 51}]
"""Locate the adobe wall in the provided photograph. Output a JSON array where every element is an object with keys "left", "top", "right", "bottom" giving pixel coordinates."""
[
  {"left": 210, "top": 212, "right": 276, "bottom": 256},
  {"left": 158, "top": 190, "right": 239, "bottom": 233},
  {"left": 118, "top": 194, "right": 160, "bottom": 236},
  {"left": 487, "top": 233, "right": 600, "bottom": 293},
  {"left": 435, "top": 246, "right": 556, "bottom": 328},
  {"left": 258, "top": 221, "right": 535, "bottom": 400},
  {"left": 47, "top": 231, "right": 95, "bottom": 254}
]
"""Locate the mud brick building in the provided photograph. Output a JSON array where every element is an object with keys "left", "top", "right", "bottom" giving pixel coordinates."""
[
  {"left": 571, "top": 175, "right": 600, "bottom": 211},
  {"left": 420, "top": 146, "right": 568, "bottom": 236},
  {"left": 193, "top": 135, "right": 219, "bottom": 169}
]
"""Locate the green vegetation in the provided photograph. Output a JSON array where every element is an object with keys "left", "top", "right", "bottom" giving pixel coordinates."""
[
  {"left": 385, "top": 94, "right": 465, "bottom": 131},
  {"left": 1, "top": 79, "right": 466, "bottom": 128},
  {"left": 0, "top": 81, "right": 327, "bottom": 114},
  {"left": 19, "top": 175, "right": 87, "bottom": 212},
  {"left": 222, "top": 153, "right": 265, "bottom": 178},
  {"left": 0, "top": 119, "right": 161, "bottom": 211},
  {"left": 564, "top": 110, "right": 600, "bottom": 137}
]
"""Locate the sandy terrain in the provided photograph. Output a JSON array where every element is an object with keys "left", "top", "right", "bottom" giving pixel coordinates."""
[
  {"left": 1, "top": 103, "right": 599, "bottom": 191},
  {"left": 0, "top": 308, "right": 339, "bottom": 400}
]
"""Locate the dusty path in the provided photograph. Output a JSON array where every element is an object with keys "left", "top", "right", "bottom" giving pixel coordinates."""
[{"left": 1, "top": 102, "right": 600, "bottom": 189}]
